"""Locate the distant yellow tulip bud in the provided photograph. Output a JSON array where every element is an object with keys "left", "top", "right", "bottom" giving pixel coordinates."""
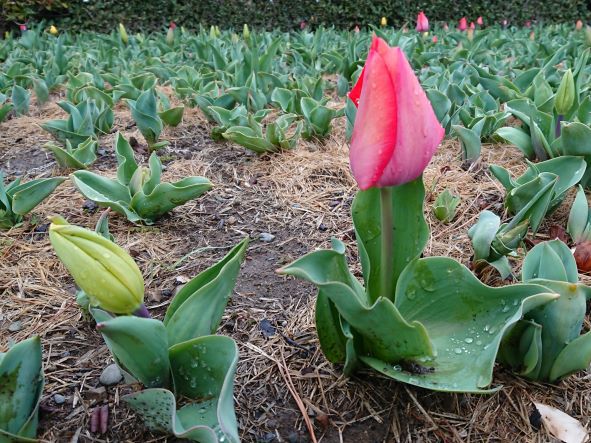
[
  {"left": 49, "top": 25, "right": 58, "bottom": 35},
  {"left": 243, "top": 23, "right": 250, "bottom": 39},
  {"left": 380, "top": 16, "right": 387, "bottom": 27},
  {"left": 49, "top": 216, "right": 144, "bottom": 314},
  {"left": 555, "top": 69, "right": 575, "bottom": 115},
  {"left": 215, "top": 26, "right": 221, "bottom": 37},
  {"left": 119, "top": 23, "right": 129, "bottom": 45}
]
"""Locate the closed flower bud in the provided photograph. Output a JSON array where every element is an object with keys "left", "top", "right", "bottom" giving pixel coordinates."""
[
  {"left": 49, "top": 216, "right": 144, "bottom": 314},
  {"left": 555, "top": 69, "right": 575, "bottom": 115},
  {"left": 49, "top": 25, "right": 58, "bottom": 35},
  {"left": 129, "top": 166, "right": 150, "bottom": 196},
  {"left": 119, "top": 23, "right": 128, "bottom": 45},
  {"left": 243, "top": 23, "right": 250, "bottom": 39},
  {"left": 380, "top": 16, "right": 387, "bottom": 27}
]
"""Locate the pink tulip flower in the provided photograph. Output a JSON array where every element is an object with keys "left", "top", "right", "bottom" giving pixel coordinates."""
[
  {"left": 458, "top": 17, "right": 467, "bottom": 31},
  {"left": 348, "top": 37, "right": 444, "bottom": 190},
  {"left": 476, "top": 16, "right": 483, "bottom": 26},
  {"left": 416, "top": 11, "right": 429, "bottom": 32}
]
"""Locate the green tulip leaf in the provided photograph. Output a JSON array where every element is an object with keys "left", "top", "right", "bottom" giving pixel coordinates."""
[
  {"left": 159, "top": 106, "right": 184, "bottom": 127},
  {"left": 96, "top": 316, "right": 170, "bottom": 388},
  {"left": 363, "top": 257, "right": 557, "bottom": 392},
  {"left": 10, "top": 176, "right": 66, "bottom": 215},
  {"left": 550, "top": 331, "right": 591, "bottom": 381},
  {"left": 0, "top": 336, "right": 43, "bottom": 441},
  {"left": 164, "top": 238, "right": 248, "bottom": 345},
  {"left": 495, "top": 127, "right": 535, "bottom": 160}
]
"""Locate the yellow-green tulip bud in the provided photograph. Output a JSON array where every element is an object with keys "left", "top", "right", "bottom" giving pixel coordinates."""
[
  {"left": 129, "top": 166, "right": 150, "bottom": 196},
  {"left": 215, "top": 26, "right": 221, "bottom": 37},
  {"left": 49, "top": 25, "right": 58, "bottom": 35},
  {"left": 119, "top": 23, "right": 129, "bottom": 45},
  {"left": 380, "top": 16, "right": 387, "bottom": 27},
  {"left": 209, "top": 25, "right": 217, "bottom": 39},
  {"left": 243, "top": 23, "right": 250, "bottom": 39},
  {"left": 555, "top": 69, "right": 575, "bottom": 115},
  {"left": 49, "top": 216, "right": 144, "bottom": 314}
]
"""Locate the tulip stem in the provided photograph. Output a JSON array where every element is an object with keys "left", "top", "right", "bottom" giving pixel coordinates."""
[
  {"left": 380, "top": 187, "right": 394, "bottom": 299},
  {"left": 133, "top": 304, "right": 151, "bottom": 318}
]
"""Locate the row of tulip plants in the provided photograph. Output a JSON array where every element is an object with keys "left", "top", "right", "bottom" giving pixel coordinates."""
[{"left": 1, "top": 21, "right": 591, "bottom": 443}]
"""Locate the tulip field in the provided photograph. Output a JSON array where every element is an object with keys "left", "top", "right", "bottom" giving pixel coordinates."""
[{"left": 2, "top": 20, "right": 591, "bottom": 442}]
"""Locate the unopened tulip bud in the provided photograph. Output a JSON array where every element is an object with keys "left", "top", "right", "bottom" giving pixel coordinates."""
[
  {"left": 119, "top": 23, "right": 128, "bottom": 45},
  {"left": 49, "top": 216, "right": 144, "bottom": 314},
  {"left": 49, "top": 25, "right": 58, "bottom": 35},
  {"left": 476, "top": 16, "right": 483, "bottom": 26},
  {"left": 432, "top": 35, "right": 438, "bottom": 43},
  {"left": 243, "top": 23, "right": 250, "bottom": 39},
  {"left": 354, "top": 25, "right": 360, "bottom": 33},
  {"left": 576, "top": 20, "right": 583, "bottom": 31},
  {"left": 555, "top": 69, "right": 575, "bottom": 116},
  {"left": 166, "top": 27, "right": 175, "bottom": 46},
  {"left": 380, "top": 16, "right": 387, "bottom": 27},
  {"left": 19, "top": 24, "right": 27, "bottom": 32}
]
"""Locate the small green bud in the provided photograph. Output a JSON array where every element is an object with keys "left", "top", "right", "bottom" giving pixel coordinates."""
[
  {"left": 49, "top": 216, "right": 144, "bottom": 314},
  {"left": 554, "top": 69, "right": 575, "bottom": 115},
  {"left": 129, "top": 166, "right": 150, "bottom": 196},
  {"left": 118, "top": 23, "right": 129, "bottom": 45},
  {"left": 243, "top": 23, "right": 250, "bottom": 39}
]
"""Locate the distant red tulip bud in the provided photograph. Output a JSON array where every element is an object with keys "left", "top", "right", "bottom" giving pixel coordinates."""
[
  {"left": 416, "top": 11, "right": 429, "bottom": 32},
  {"left": 19, "top": 24, "right": 27, "bottom": 31},
  {"left": 300, "top": 20, "right": 307, "bottom": 30},
  {"left": 476, "top": 16, "right": 483, "bottom": 26},
  {"left": 458, "top": 17, "right": 467, "bottom": 31},
  {"left": 348, "top": 37, "right": 444, "bottom": 189},
  {"left": 169, "top": 21, "right": 177, "bottom": 30},
  {"left": 432, "top": 35, "right": 438, "bottom": 43}
]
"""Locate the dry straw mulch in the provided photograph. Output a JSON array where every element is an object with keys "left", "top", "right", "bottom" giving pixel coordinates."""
[{"left": 1, "top": 94, "right": 590, "bottom": 443}]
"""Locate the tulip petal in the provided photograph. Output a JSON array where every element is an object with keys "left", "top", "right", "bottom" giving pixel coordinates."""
[
  {"left": 349, "top": 42, "right": 397, "bottom": 190},
  {"left": 348, "top": 66, "right": 365, "bottom": 108},
  {"left": 374, "top": 43, "right": 444, "bottom": 187}
]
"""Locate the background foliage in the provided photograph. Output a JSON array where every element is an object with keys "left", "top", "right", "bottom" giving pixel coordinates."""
[{"left": 1, "top": 0, "right": 591, "bottom": 33}]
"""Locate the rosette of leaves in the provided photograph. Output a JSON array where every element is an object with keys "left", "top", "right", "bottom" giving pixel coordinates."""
[
  {"left": 0, "top": 336, "right": 44, "bottom": 442},
  {"left": 432, "top": 189, "right": 460, "bottom": 223},
  {"left": 222, "top": 113, "right": 302, "bottom": 153},
  {"left": 71, "top": 133, "right": 211, "bottom": 224},
  {"left": 89, "top": 238, "right": 248, "bottom": 442},
  {"left": 498, "top": 240, "right": 591, "bottom": 382},
  {"left": 490, "top": 156, "right": 587, "bottom": 232},
  {"left": 280, "top": 179, "right": 555, "bottom": 392},
  {"left": 126, "top": 90, "right": 169, "bottom": 152},
  {"left": 207, "top": 105, "right": 271, "bottom": 141},
  {"left": 41, "top": 99, "right": 114, "bottom": 146},
  {"left": 0, "top": 172, "right": 65, "bottom": 229},
  {"left": 43, "top": 137, "right": 98, "bottom": 170}
]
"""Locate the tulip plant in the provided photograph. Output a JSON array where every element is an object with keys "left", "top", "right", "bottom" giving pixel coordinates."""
[
  {"left": 71, "top": 133, "right": 211, "bottom": 224},
  {"left": 126, "top": 90, "right": 169, "bottom": 152},
  {"left": 280, "top": 37, "right": 556, "bottom": 392},
  {"left": 43, "top": 137, "right": 98, "bottom": 170},
  {"left": 498, "top": 240, "right": 591, "bottom": 382},
  {"left": 0, "top": 172, "right": 65, "bottom": 229},
  {"left": 0, "top": 336, "right": 44, "bottom": 442},
  {"left": 49, "top": 216, "right": 247, "bottom": 442},
  {"left": 568, "top": 185, "right": 591, "bottom": 244},
  {"left": 432, "top": 189, "right": 460, "bottom": 223}
]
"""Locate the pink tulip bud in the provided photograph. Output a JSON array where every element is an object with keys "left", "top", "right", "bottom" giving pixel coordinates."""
[
  {"left": 576, "top": 20, "right": 584, "bottom": 31},
  {"left": 416, "top": 11, "right": 429, "bottom": 32},
  {"left": 169, "top": 21, "right": 177, "bottom": 30},
  {"left": 476, "top": 16, "right": 483, "bottom": 26},
  {"left": 300, "top": 20, "right": 307, "bottom": 30},
  {"left": 470, "top": 22, "right": 475, "bottom": 30},
  {"left": 432, "top": 35, "right": 438, "bottom": 43},
  {"left": 525, "top": 20, "right": 532, "bottom": 28},
  {"left": 19, "top": 24, "right": 27, "bottom": 31},
  {"left": 354, "top": 25, "right": 360, "bottom": 33},
  {"left": 348, "top": 37, "right": 444, "bottom": 189},
  {"left": 458, "top": 17, "right": 467, "bottom": 31}
]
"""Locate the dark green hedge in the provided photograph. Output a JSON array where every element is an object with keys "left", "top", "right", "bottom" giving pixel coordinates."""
[{"left": 23, "top": 0, "right": 591, "bottom": 32}]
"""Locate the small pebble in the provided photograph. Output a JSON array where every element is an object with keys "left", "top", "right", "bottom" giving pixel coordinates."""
[
  {"left": 53, "top": 394, "right": 66, "bottom": 404},
  {"left": 259, "top": 232, "right": 275, "bottom": 242},
  {"left": 99, "top": 364, "right": 122, "bottom": 386},
  {"left": 8, "top": 321, "right": 22, "bottom": 332}
]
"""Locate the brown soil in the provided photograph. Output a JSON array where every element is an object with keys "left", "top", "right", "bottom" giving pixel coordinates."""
[{"left": 0, "top": 94, "right": 589, "bottom": 443}]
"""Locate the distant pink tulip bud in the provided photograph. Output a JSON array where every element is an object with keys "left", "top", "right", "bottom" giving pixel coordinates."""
[
  {"left": 470, "top": 22, "right": 475, "bottom": 30},
  {"left": 348, "top": 37, "right": 444, "bottom": 190},
  {"left": 576, "top": 20, "right": 584, "bottom": 30},
  {"left": 476, "top": 16, "right": 483, "bottom": 26},
  {"left": 300, "top": 20, "right": 307, "bottom": 30},
  {"left": 458, "top": 17, "right": 467, "bottom": 31},
  {"left": 354, "top": 25, "right": 360, "bottom": 33},
  {"left": 416, "top": 11, "right": 429, "bottom": 32},
  {"left": 432, "top": 35, "right": 438, "bottom": 43},
  {"left": 19, "top": 24, "right": 27, "bottom": 31},
  {"left": 525, "top": 20, "right": 532, "bottom": 28},
  {"left": 169, "top": 21, "right": 177, "bottom": 30}
]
